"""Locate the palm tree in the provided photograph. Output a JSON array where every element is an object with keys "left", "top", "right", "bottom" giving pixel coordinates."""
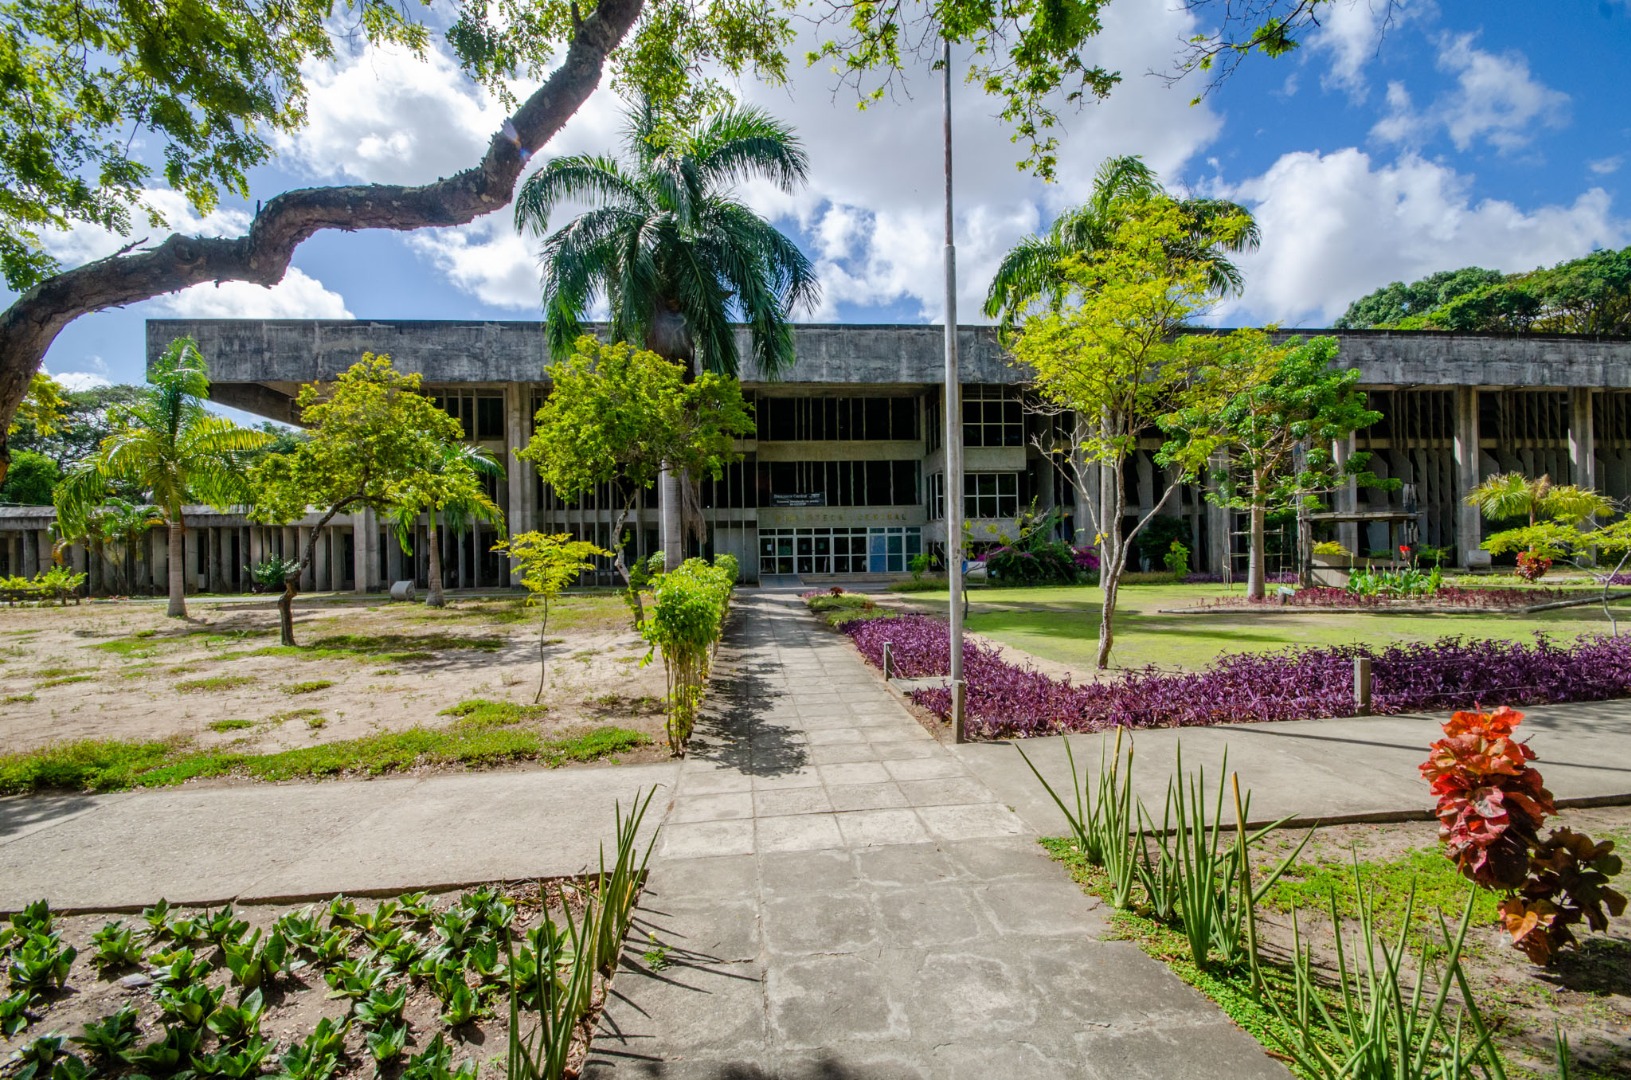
[
  {"left": 390, "top": 443, "right": 506, "bottom": 608},
  {"left": 983, "top": 155, "right": 1262, "bottom": 333},
  {"left": 55, "top": 337, "right": 271, "bottom": 617},
  {"left": 1464, "top": 473, "right": 1612, "bottom": 527},
  {"left": 514, "top": 98, "right": 819, "bottom": 568}
]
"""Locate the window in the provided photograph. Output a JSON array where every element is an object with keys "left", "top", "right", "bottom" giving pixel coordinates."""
[
  {"left": 754, "top": 396, "right": 920, "bottom": 441},
  {"left": 965, "top": 472, "right": 1020, "bottom": 518},
  {"left": 758, "top": 527, "right": 921, "bottom": 576},
  {"left": 433, "top": 391, "right": 507, "bottom": 441},
  {"left": 962, "top": 385, "right": 1024, "bottom": 447},
  {"left": 928, "top": 472, "right": 945, "bottom": 520},
  {"left": 700, "top": 456, "right": 757, "bottom": 509},
  {"left": 756, "top": 460, "right": 920, "bottom": 506}
]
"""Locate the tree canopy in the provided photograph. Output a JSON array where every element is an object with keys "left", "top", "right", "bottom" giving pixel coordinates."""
[
  {"left": 252, "top": 353, "right": 467, "bottom": 642},
  {"left": 1336, "top": 246, "right": 1631, "bottom": 335},
  {"left": 0, "top": 0, "right": 1349, "bottom": 483}
]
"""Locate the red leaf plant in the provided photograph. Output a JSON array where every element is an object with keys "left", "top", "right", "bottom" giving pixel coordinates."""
[{"left": 1421, "top": 706, "right": 1627, "bottom": 963}]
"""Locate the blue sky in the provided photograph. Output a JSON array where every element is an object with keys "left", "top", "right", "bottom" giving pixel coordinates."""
[{"left": 22, "top": 0, "right": 1631, "bottom": 391}]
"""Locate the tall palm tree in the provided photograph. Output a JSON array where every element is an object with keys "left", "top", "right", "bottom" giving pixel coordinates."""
[
  {"left": 983, "top": 155, "right": 1262, "bottom": 333},
  {"left": 55, "top": 338, "right": 271, "bottom": 617},
  {"left": 390, "top": 443, "right": 506, "bottom": 608},
  {"left": 514, "top": 99, "right": 820, "bottom": 568}
]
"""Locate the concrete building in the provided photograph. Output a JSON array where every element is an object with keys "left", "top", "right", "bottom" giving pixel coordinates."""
[{"left": 4, "top": 319, "right": 1629, "bottom": 590}]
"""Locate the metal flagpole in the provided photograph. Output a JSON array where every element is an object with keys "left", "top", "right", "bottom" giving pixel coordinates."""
[{"left": 942, "top": 37, "right": 966, "bottom": 742}]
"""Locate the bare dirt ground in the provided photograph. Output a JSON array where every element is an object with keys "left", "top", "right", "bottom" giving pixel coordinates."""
[
  {"left": 1252, "top": 808, "right": 1631, "bottom": 1078},
  {"left": 0, "top": 592, "right": 670, "bottom": 764}
]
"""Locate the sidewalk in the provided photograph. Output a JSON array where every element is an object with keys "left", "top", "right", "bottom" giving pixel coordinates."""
[
  {"left": 955, "top": 698, "right": 1631, "bottom": 839},
  {"left": 581, "top": 594, "right": 1287, "bottom": 1079},
  {"left": 0, "top": 763, "right": 675, "bottom": 911}
]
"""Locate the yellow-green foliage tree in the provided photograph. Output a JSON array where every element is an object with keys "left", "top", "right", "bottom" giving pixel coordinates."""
[
  {"left": 517, "top": 336, "right": 752, "bottom": 612},
  {"left": 55, "top": 337, "right": 271, "bottom": 617},
  {"left": 252, "top": 354, "right": 466, "bottom": 645},
  {"left": 1009, "top": 197, "right": 1251, "bottom": 669},
  {"left": 390, "top": 442, "right": 506, "bottom": 608},
  {"left": 496, "top": 532, "right": 610, "bottom": 703},
  {"left": 1467, "top": 473, "right": 1614, "bottom": 579}
]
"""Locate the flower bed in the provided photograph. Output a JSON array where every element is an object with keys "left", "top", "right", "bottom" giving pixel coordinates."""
[
  {"left": 1197, "top": 585, "right": 1587, "bottom": 611},
  {"left": 843, "top": 615, "right": 1631, "bottom": 738}
]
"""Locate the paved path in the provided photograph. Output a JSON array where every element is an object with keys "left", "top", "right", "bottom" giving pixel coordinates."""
[
  {"left": 0, "top": 764, "right": 675, "bottom": 911},
  {"left": 582, "top": 594, "right": 1287, "bottom": 1079},
  {"left": 958, "top": 698, "right": 1631, "bottom": 840}
]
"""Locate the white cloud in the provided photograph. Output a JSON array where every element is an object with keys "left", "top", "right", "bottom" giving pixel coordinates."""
[
  {"left": 154, "top": 268, "right": 353, "bottom": 320},
  {"left": 39, "top": 190, "right": 251, "bottom": 266},
  {"left": 1589, "top": 155, "right": 1623, "bottom": 176},
  {"left": 379, "top": 0, "right": 1225, "bottom": 320},
  {"left": 1213, "top": 148, "right": 1628, "bottom": 326},
  {"left": 1311, "top": 0, "right": 1424, "bottom": 101},
  {"left": 44, "top": 356, "right": 113, "bottom": 391},
  {"left": 277, "top": 41, "right": 508, "bottom": 185},
  {"left": 1372, "top": 33, "right": 1568, "bottom": 153}
]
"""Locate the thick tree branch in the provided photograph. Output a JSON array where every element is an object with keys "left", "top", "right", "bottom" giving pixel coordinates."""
[{"left": 0, "top": 0, "right": 646, "bottom": 480}]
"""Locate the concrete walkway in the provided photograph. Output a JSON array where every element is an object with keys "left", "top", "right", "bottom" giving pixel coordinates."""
[
  {"left": 0, "top": 764, "right": 675, "bottom": 911},
  {"left": 957, "top": 698, "right": 1631, "bottom": 840},
  {"left": 582, "top": 594, "right": 1287, "bottom": 1079}
]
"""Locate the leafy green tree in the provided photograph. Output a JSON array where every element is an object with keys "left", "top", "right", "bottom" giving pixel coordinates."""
[
  {"left": 15, "top": 0, "right": 1317, "bottom": 483},
  {"left": 252, "top": 354, "right": 466, "bottom": 645},
  {"left": 515, "top": 99, "right": 816, "bottom": 566},
  {"left": 1466, "top": 473, "right": 1613, "bottom": 577},
  {"left": 495, "top": 532, "right": 611, "bottom": 702},
  {"left": 516, "top": 336, "right": 752, "bottom": 619},
  {"left": 390, "top": 443, "right": 506, "bottom": 608},
  {"left": 0, "top": 450, "right": 59, "bottom": 505},
  {"left": 83, "top": 497, "right": 164, "bottom": 595},
  {"left": 1162, "top": 332, "right": 1385, "bottom": 600},
  {"left": 55, "top": 337, "right": 271, "bottom": 617},
  {"left": 11, "top": 374, "right": 67, "bottom": 438},
  {"left": 983, "top": 155, "right": 1259, "bottom": 333},
  {"left": 1334, "top": 268, "right": 1504, "bottom": 329},
  {"left": 8, "top": 384, "right": 148, "bottom": 472},
  {"left": 1009, "top": 196, "right": 1250, "bottom": 669}
]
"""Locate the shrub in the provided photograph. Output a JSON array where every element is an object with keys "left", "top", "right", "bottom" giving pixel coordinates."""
[
  {"left": 845, "top": 615, "right": 1631, "bottom": 739},
  {"left": 0, "top": 566, "right": 87, "bottom": 606},
  {"left": 1162, "top": 540, "right": 1189, "bottom": 578},
  {"left": 640, "top": 556, "right": 734, "bottom": 754},
  {"left": 245, "top": 557, "right": 300, "bottom": 593},
  {"left": 1312, "top": 540, "right": 1352, "bottom": 557},
  {"left": 1421, "top": 706, "right": 1626, "bottom": 964},
  {"left": 1516, "top": 550, "right": 1553, "bottom": 582}
]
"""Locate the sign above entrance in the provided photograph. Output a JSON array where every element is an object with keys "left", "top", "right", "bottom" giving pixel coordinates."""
[{"left": 771, "top": 492, "right": 827, "bottom": 507}]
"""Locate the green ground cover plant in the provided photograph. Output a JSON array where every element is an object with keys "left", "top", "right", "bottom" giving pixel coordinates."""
[
  {"left": 206, "top": 720, "right": 254, "bottom": 734},
  {"left": 281, "top": 680, "right": 335, "bottom": 695},
  {"left": 174, "top": 676, "right": 256, "bottom": 694},
  {"left": 0, "top": 795, "right": 657, "bottom": 1079},
  {"left": 0, "top": 718, "right": 651, "bottom": 795}
]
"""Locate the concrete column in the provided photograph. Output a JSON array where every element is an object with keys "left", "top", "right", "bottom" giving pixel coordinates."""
[
  {"left": 505, "top": 383, "right": 526, "bottom": 585},
  {"left": 204, "top": 529, "right": 219, "bottom": 592},
  {"left": 386, "top": 529, "right": 404, "bottom": 585},
  {"left": 352, "top": 509, "right": 377, "bottom": 593},
  {"left": 150, "top": 528, "right": 167, "bottom": 592},
  {"left": 1454, "top": 386, "right": 1484, "bottom": 568},
  {"left": 1159, "top": 464, "right": 1183, "bottom": 518},
  {"left": 314, "top": 529, "right": 330, "bottom": 591},
  {"left": 1570, "top": 388, "right": 1597, "bottom": 492},
  {"left": 21, "top": 530, "right": 39, "bottom": 577},
  {"left": 1206, "top": 452, "right": 1230, "bottom": 577},
  {"left": 249, "top": 527, "right": 264, "bottom": 568},
  {"left": 297, "top": 527, "right": 315, "bottom": 590},
  {"left": 1333, "top": 434, "right": 1360, "bottom": 556},
  {"left": 184, "top": 528, "right": 199, "bottom": 594}
]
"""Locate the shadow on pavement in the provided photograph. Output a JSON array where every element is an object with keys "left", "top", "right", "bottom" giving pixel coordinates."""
[{"left": 0, "top": 793, "right": 99, "bottom": 840}]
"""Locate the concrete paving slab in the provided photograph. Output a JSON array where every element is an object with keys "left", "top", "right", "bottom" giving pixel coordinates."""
[
  {"left": 954, "top": 696, "right": 1631, "bottom": 839},
  {"left": 0, "top": 762, "right": 678, "bottom": 911}
]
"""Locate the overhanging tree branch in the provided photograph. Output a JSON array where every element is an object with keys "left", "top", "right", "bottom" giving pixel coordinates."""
[{"left": 0, "top": 0, "right": 647, "bottom": 479}]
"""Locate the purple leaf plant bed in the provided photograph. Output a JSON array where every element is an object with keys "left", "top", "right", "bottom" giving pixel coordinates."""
[
  {"left": 843, "top": 614, "right": 1631, "bottom": 739},
  {"left": 1197, "top": 586, "right": 1587, "bottom": 611}
]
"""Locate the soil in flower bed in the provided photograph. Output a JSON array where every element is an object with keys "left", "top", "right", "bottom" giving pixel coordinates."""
[
  {"left": 0, "top": 883, "right": 629, "bottom": 1079},
  {"left": 1048, "top": 806, "right": 1631, "bottom": 1079},
  {"left": 840, "top": 612, "right": 1631, "bottom": 737}
]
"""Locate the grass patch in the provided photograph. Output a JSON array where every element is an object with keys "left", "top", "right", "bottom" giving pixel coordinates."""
[
  {"left": 218, "top": 633, "right": 500, "bottom": 665},
  {"left": 0, "top": 724, "right": 653, "bottom": 795},
  {"left": 282, "top": 679, "right": 335, "bottom": 695},
  {"left": 175, "top": 675, "right": 257, "bottom": 693},
  {"left": 3, "top": 693, "right": 37, "bottom": 704},
  {"left": 268, "top": 708, "right": 323, "bottom": 725},
  {"left": 206, "top": 719, "right": 255, "bottom": 733},
  {"left": 306, "top": 715, "right": 326, "bottom": 730},
  {"left": 86, "top": 631, "right": 164, "bottom": 657},
  {"left": 438, "top": 699, "right": 550, "bottom": 727},
  {"left": 804, "top": 593, "right": 895, "bottom": 628},
  {"left": 37, "top": 673, "right": 96, "bottom": 688},
  {"left": 35, "top": 665, "right": 83, "bottom": 678},
  {"left": 1259, "top": 844, "right": 1501, "bottom": 940},
  {"left": 886, "top": 577, "right": 948, "bottom": 593}
]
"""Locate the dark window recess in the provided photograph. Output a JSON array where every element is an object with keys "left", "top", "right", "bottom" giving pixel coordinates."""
[
  {"left": 756, "top": 460, "right": 921, "bottom": 506},
  {"left": 700, "top": 456, "right": 757, "bottom": 509},
  {"left": 432, "top": 391, "right": 505, "bottom": 442},
  {"left": 477, "top": 396, "right": 505, "bottom": 441},
  {"left": 754, "top": 396, "right": 921, "bottom": 441},
  {"left": 962, "top": 386, "right": 1025, "bottom": 448}
]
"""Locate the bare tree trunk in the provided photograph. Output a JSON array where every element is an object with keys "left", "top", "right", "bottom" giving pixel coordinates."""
[
  {"left": 1095, "top": 464, "right": 1125, "bottom": 670},
  {"left": 279, "top": 500, "right": 356, "bottom": 647},
  {"left": 166, "top": 519, "right": 187, "bottom": 618},
  {"left": 1246, "top": 500, "right": 1268, "bottom": 601},
  {"left": 660, "top": 465, "right": 683, "bottom": 571},
  {"left": 426, "top": 513, "right": 446, "bottom": 608}
]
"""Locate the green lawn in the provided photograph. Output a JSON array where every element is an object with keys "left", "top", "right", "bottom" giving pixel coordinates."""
[{"left": 902, "top": 581, "right": 1625, "bottom": 672}]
